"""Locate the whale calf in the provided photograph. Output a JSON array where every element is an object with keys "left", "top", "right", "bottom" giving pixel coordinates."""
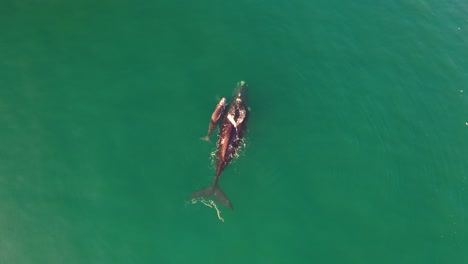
[{"left": 201, "top": 97, "right": 226, "bottom": 142}]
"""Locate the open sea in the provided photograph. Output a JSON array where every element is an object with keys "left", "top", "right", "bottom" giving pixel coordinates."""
[{"left": 1, "top": 0, "right": 467, "bottom": 263}]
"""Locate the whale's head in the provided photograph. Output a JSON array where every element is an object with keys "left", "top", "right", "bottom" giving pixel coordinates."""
[
  {"left": 219, "top": 97, "right": 227, "bottom": 107},
  {"left": 233, "top": 80, "right": 248, "bottom": 101}
]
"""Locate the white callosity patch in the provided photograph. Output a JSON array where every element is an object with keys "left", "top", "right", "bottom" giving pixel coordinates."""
[
  {"left": 237, "top": 108, "right": 246, "bottom": 125},
  {"left": 227, "top": 106, "right": 246, "bottom": 132},
  {"left": 227, "top": 114, "right": 237, "bottom": 127}
]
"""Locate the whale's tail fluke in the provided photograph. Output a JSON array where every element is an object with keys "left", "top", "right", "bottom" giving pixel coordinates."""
[{"left": 190, "top": 184, "right": 233, "bottom": 210}]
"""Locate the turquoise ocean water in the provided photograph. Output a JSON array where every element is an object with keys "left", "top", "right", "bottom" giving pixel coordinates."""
[{"left": 1, "top": 0, "right": 467, "bottom": 263}]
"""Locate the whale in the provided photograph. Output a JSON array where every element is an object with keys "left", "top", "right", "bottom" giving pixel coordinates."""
[
  {"left": 190, "top": 81, "right": 249, "bottom": 210},
  {"left": 201, "top": 97, "right": 226, "bottom": 142}
]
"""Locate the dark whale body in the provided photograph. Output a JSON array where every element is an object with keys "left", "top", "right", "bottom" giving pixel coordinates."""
[{"left": 190, "top": 81, "right": 249, "bottom": 210}]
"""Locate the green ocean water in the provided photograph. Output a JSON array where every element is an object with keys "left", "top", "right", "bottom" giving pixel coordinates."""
[{"left": 1, "top": 0, "right": 467, "bottom": 263}]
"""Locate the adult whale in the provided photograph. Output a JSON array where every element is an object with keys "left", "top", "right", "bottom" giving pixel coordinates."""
[{"left": 190, "top": 81, "right": 250, "bottom": 210}]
